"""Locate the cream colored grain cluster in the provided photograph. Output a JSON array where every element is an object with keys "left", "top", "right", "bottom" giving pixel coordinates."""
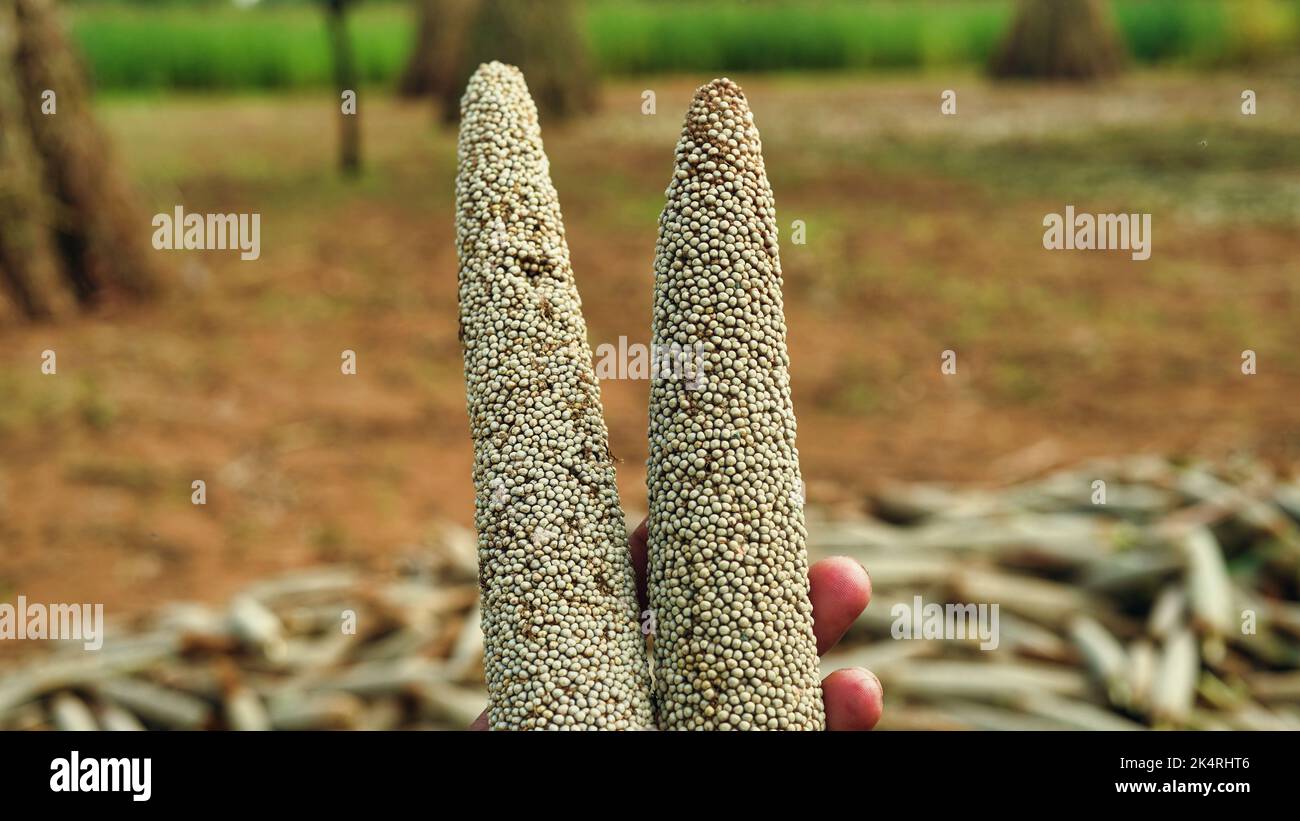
[
  {"left": 646, "top": 78, "right": 825, "bottom": 730},
  {"left": 455, "top": 62, "right": 653, "bottom": 730}
]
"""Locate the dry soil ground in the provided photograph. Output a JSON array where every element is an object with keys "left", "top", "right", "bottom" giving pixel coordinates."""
[{"left": 1, "top": 72, "right": 1297, "bottom": 627}]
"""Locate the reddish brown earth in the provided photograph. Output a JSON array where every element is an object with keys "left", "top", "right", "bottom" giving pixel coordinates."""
[{"left": 0, "top": 75, "right": 1296, "bottom": 633}]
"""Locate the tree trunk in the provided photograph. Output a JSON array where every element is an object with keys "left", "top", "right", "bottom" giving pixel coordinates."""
[
  {"left": 327, "top": 0, "right": 361, "bottom": 176},
  {"left": 990, "top": 0, "right": 1126, "bottom": 81},
  {"left": 397, "top": 0, "right": 478, "bottom": 100},
  {"left": 0, "top": 2, "right": 61, "bottom": 320},
  {"left": 398, "top": 0, "right": 443, "bottom": 98},
  {"left": 440, "top": 0, "right": 596, "bottom": 124},
  {"left": 11, "top": 0, "right": 158, "bottom": 307}
]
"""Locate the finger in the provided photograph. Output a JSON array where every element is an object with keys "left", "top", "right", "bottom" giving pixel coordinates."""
[
  {"left": 469, "top": 709, "right": 489, "bottom": 731},
  {"left": 629, "top": 517, "right": 649, "bottom": 611},
  {"left": 809, "top": 556, "right": 871, "bottom": 655},
  {"left": 823, "top": 667, "right": 884, "bottom": 731}
]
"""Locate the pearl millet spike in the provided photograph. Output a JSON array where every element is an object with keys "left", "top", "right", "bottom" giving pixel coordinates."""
[
  {"left": 455, "top": 62, "right": 654, "bottom": 730},
  {"left": 646, "top": 78, "right": 825, "bottom": 730}
]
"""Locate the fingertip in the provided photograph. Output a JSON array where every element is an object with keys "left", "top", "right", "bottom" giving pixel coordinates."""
[
  {"left": 823, "top": 667, "right": 884, "bottom": 731},
  {"left": 810, "top": 556, "right": 871, "bottom": 607},
  {"left": 808, "top": 556, "right": 872, "bottom": 654}
]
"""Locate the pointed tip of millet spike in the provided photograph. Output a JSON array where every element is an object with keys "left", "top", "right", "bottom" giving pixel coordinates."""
[
  {"left": 695, "top": 77, "right": 747, "bottom": 102},
  {"left": 462, "top": 62, "right": 532, "bottom": 117},
  {"left": 684, "top": 78, "right": 756, "bottom": 145},
  {"left": 469, "top": 61, "right": 525, "bottom": 84}
]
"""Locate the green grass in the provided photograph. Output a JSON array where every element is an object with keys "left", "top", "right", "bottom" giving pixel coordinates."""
[
  {"left": 1117, "top": 0, "right": 1299, "bottom": 64},
  {"left": 71, "top": 3, "right": 411, "bottom": 91},
  {"left": 586, "top": 1, "right": 1012, "bottom": 73},
  {"left": 0, "top": 372, "right": 119, "bottom": 438},
  {"left": 65, "top": 0, "right": 1300, "bottom": 92}
]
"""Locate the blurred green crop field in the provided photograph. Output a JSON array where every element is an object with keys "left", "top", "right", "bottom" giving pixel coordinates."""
[
  {"left": 66, "top": 0, "right": 1300, "bottom": 92},
  {"left": 68, "top": 2, "right": 411, "bottom": 91}
]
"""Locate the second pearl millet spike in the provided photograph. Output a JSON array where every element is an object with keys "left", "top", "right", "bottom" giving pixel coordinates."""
[
  {"left": 455, "top": 62, "right": 654, "bottom": 730},
  {"left": 646, "top": 78, "right": 825, "bottom": 731}
]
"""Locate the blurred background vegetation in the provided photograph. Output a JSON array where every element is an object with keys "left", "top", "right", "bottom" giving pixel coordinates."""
[{"left": 63, "top": 0, "right": 1300, "bottom": 92}]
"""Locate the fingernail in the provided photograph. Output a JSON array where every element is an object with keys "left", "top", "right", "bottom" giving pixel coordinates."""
[{"left": 854, "top": 666, "right": 882, "bottom": 693}]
